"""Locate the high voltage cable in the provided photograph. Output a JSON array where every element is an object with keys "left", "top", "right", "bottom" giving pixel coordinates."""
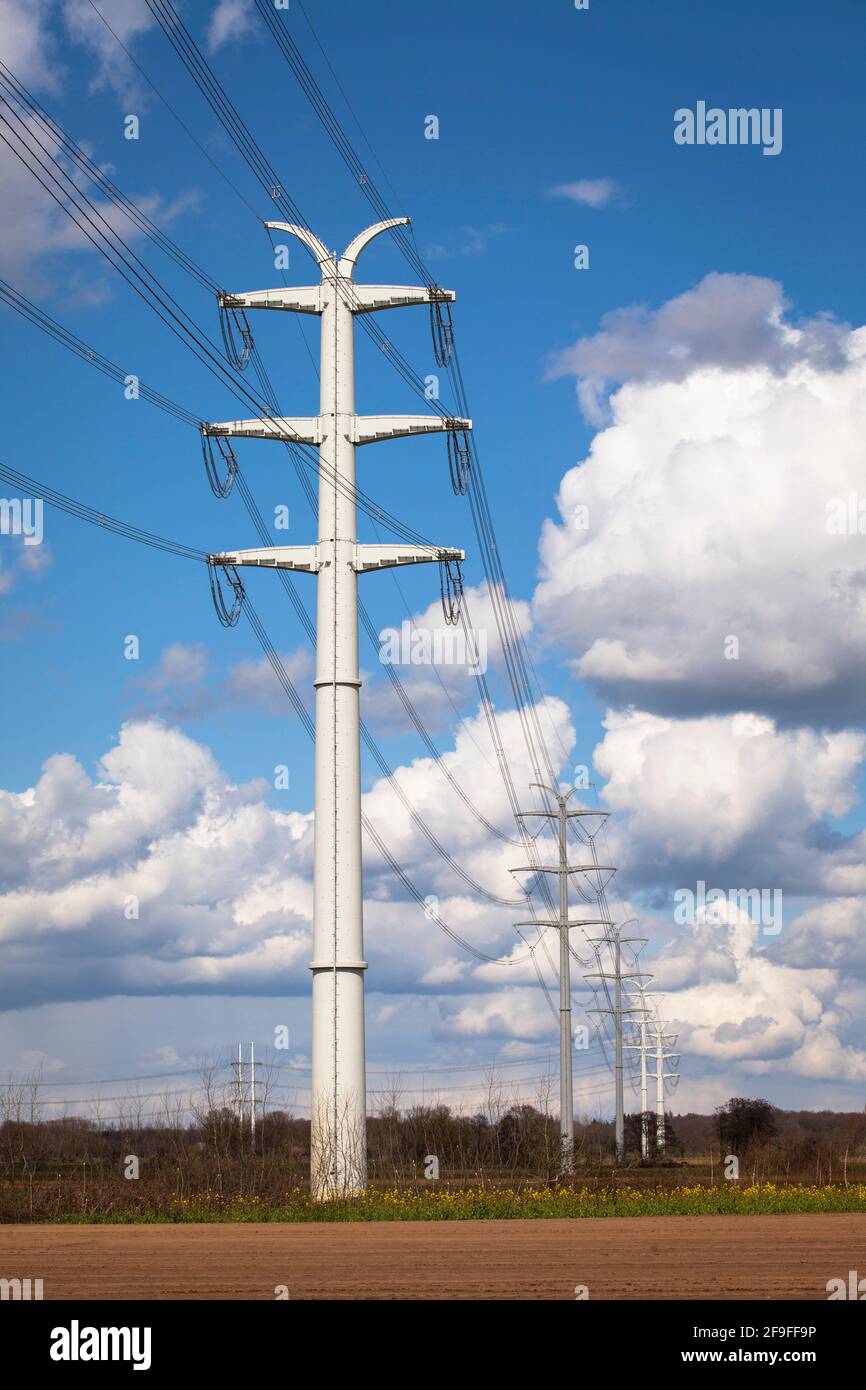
[
  {"left": 87, "top": 0, "right": 318, "bottom": 375},
  {"left": 144, "top": 0, "right": 311, "bottom": 233},
  {"left": 295, "top": 0, "right": 408, "bottom": 212},
  {"left": 357, "top": 597, "right": 522, "bottom": 849},
  {"left": 0, "top": 60, "right": 220, "bottom": 296},
  {"left": 359, "top": 722, "right": 525, "bottom": 907},
  {"left": 251, "top": 0, "right": 430, "bottom": 286},
  {"left": 0, "top": 94, "right": 253, "bottom": 401},
  {"left": 5, "top": 1072, "right": 613, "bottom": 1105},
  {"left": 0, "top": 279, "right": 200, "bottom": 428},
  {"left": 0, "top": 461, "right": 204, "bottom": 562},
  {"left": 366, "top": 515, "right": 503, "bottom": 776},
  {"left": 17, "top": 1076, "right": 615, "bottom": 1114},
  {"left": 363, "top": 1075, "right": 613, "bottom": 1098},
  {"left": 0, "top": 1052, "right": 600, "bottom": 1087},
  {"left": 84, "top": 0, "right": 264, "bottom": 220},
  {"left": 0, "top": 1068, "right": 207, "bottom": 1088}
]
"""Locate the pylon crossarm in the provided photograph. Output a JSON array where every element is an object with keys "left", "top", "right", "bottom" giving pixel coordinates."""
[
  {"left": 584, "top": 974, "right": 649, "bottom": 986},
  {"left": 586, "top": 950, "right": 647, "bottom": 961},
  {"left": 204, "top": 417, "right": 322, "bottom": 445},
  {"left": 585, "top": 934, "right": 648, "bottom": 947},
  {"left": 204, "top": 415, "right": 472, "bottom": 449},
  {"left": 220, "top": 286, "right": 323, "bottom": 314},
  {"left": 512, "top": 917, "right": 612, "bottom": 928},
  {"left": 208, "top": 545, "right": 321, "bottom": 573},
  {"left": 353, "top": 414, "right": 471, "bottom": 445},
  {"left": 586, "top": 1006, "right": 647, "bottom": 1016},
  {"left": 350, "top": 284, "right": 456, "bottom": 314},
  {"left": 354, "top": 543, "right": 464, "bottom": 573},
  {"left": 221, "top": 282, "right": 455, "bottom": 316},
  {"left": 509, "top": 864, "right": 616, "bottom": 874}
]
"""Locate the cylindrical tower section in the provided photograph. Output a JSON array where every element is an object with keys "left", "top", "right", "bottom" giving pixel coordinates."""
[
  {"left": 614, "top": 929, "right": 624, "bottom": 1163},
  {"left": 310, "top": 259, "right": 367, "bottom": 1198},
  {"left": 656, "top": 1029, "right": 666, "bottom": 1156},
  {"left": 558, "top": 798, "right": 573, "bottom": 1173}
]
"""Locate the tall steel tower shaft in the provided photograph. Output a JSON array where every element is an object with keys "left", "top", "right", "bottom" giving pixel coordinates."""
[
  {"left": 514, "top": 788, "right": 612, "bottom": 1174},
  {"left": 206, "top": 218, "right": 468, "bottom": 1197},
  {"left": 311, "top": 227, "right": 365, "bottom": 1199},
  {"left": 586, "top": 925, "right": 650, "bottom": 1164}
]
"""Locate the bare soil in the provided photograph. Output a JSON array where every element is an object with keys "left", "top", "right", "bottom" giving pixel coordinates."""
[{"left": 2, "top": 1213, "right": 864, "bottom": 1299}]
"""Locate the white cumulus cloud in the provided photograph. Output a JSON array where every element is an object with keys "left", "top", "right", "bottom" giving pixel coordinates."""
[{"left": 535, "top": 295, "right": 866, "bottom": 723}]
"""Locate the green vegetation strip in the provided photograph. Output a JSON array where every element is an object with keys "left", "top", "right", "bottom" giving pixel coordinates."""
[{"left": 47, "top": 1183, "right": 866, "bottom": 1224}]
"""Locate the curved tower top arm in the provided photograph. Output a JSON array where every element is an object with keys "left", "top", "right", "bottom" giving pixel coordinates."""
[
  {"left": 264, "top": 221, "right": 331, "bottom": 268},
  {"left": 339, "top": 217, "right": 411, "bottom": 278}
]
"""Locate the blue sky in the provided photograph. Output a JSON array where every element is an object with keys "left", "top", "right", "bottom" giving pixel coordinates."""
[
  {"left": 2, "top": 0, "right": 866, "bottom": 1118},
  {"left": 4, "top": 0, "right": 864, "bottom": 793}
]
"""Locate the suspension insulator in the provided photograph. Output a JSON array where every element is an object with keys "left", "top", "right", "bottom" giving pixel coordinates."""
[
  {"left": 429, "top": 291, "right": 454, "bottom": 368},
  {"left": 200, "top": 427, "right": 238, "bottom": 499},
  {"left": 446, "top": 426, "right": 471, "bottom": 496},
  {"left": 218, "top": 295, "right": 254, "bottom": 372},
  {"left": 439, "top": 556, "right": 464, "bottom": 627},
  {"left": 208, "top": 562, "right": 244, "bottom": 628}
]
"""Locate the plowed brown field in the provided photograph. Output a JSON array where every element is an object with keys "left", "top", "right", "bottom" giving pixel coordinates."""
[{"left": 2, "top": 1213, "right": 865, "bottom": 1299}]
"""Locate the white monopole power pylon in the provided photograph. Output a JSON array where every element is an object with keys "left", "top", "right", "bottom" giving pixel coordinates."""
[{"left": 207, "top": 218, "right": 469, "bottom": 1197}]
